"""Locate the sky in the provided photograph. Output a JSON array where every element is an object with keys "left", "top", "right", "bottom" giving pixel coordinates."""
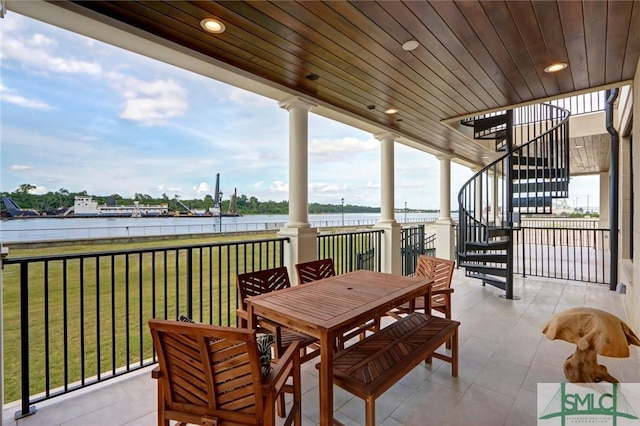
[{"left": 0, "top": 12, "right": 600, "bottom": 211}]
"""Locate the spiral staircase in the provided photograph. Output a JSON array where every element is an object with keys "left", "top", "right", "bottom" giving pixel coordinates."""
[{"left": 457, "top": 104, "right": 571, "bottom": 298}]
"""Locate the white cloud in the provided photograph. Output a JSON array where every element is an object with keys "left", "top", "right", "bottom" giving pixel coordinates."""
[
  {"left": 309, "top": 136, "right": 377, "bottom": 162},
  {"left": 227, "top": 87, "right": 272, "bottom": 107},
  {"left": 1, "top": 31, "right": 102, "bottom": 75},
  {"left": 270, "top": 180, "right": 289, "bottom": 193},
  {"left": 309, "top": 182, "right": 348, "bottom": 193},
  {"left": 116, "top": 77, "right": 188, "bottom": 125},
  {"left": 10, "top": 164, "right": 35, "bottom": 171},
  {"left": 194, "top": 181, "right": 211, "bottom": 194},
  {"left": 30, "top": 33, "right": 56, "bottom": 48},
  {"left": 32, "top": 185, "right": 48, "bottom": 195},
  {"left": 0, "top": 82, "right": 53, "bottom": 110},
  {"left": 156, "top": 184, "right": 184, "bottom": 195}
]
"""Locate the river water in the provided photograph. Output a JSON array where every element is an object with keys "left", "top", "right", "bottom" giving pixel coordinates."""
[{"left": 1, "top": 212, "right": 442, "bottom": 243}]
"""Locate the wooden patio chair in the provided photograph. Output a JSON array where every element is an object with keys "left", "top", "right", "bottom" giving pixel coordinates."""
[
  {"left": 388, "top": 255, "right": 455, "bottom": 346},
  {"left": 295, "top": 258, "right": 336, "bottom": 283},
  {"left": 294, "top": 258, "right": 379, "bottom": 350},
  {"left": 149, "top": 319, "right": 301, "bottom": 426},
  {"left": 236, "top": 267, "right": 321, "bottom": 365}
]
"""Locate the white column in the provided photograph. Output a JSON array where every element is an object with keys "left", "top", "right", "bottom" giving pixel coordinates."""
[
  {"left": 599, "top": 171, "right": 611, "bottom": 251},
  {"left": 438, "top": 154, "right": 451, "bottom": 221},
  {"left": 472, "top": 167, "right": 483, "bottom": 221},
  {"left": 279, "top": 97, "right": 316, "bottom": 228},
  {"left": 599, "top": 171, "right": 610, "bottom": 228},
  {"left": 374, "top": 132, "right": 401, "bottom": 274},
  {"left": 377, "top": 133, "right": 396, "bottom": 223},
  {"left": 491, "top": 170, "right": 500, "bottom": 225},
  {"left": 277, "top": 97, "right": 318, "bottom": 283},
  {"left": 435, "top": 155, "right": 455, "bottom": 260}
]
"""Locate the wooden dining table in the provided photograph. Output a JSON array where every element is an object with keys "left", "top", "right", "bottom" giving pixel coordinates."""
[{"left": 245, "top": 269, "right": 433, "bottom": 426}]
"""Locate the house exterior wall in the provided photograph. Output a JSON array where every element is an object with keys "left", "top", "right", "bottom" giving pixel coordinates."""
[
  {"left": 623, "top": 60, "right": 639, "bottom": 333},
  {"left": 620, "top": 137, "right": 632, "bottom": 260}
]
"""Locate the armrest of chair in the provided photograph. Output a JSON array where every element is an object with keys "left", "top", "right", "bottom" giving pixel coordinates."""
[
  {"left": 432, "top": 288, "right": 454, "bottom": 295},
  {"left": 262, "top": 341, "right": 301, "bottom": 394},
  {"left": 237, "top": 308, "right": 249, "bottom": 328},
  {"left": 151, "top": 366, "right": 162, "bottom": 380}
]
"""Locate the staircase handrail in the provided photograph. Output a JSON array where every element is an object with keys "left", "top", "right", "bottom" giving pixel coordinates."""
[{"left": 457, "top": 103, "right": 571, "bottom": 248}]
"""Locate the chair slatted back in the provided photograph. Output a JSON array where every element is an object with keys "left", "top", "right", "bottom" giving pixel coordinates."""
[
  {"left": 149, "top": 319, "right": 264, "bottom": 424},
  {"left": 295, "top": 258, "right": 336, "bottom": 284},
  {"left": 415, "top": 255, "right": 455, "bottom": 306},
  {"left": 237, "top": 267, "right": 291, "bottom": 309}
]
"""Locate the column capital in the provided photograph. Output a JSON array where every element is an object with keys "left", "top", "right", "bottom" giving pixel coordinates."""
[
  {"left": 278, "top": 96, "right": 317, "bottom": 112},
  {"left": 435, "top": 154, "right": 451, "bottom": 161},
  {"left": 374, "top": 132, "right": 398, "bottom": 143}
]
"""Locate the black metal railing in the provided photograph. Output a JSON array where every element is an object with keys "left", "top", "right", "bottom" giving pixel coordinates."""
[
  {"left": 548, "top": 91, "right": 606, "bottom": 116},
  {"left": 425, "top": 232, "right": 437, "bottom": 256},
  {"left": 317, "top": 229, "right": 383, "bottom": 274},
  {"left": 521, "top": 218, "right": 599, "bottom": 229},
  {"left": 514, "top": 227, "right": 609, "bottom": 284},
  {"left": 401, "top": 226, "right": 426, "bottom": 276},
  {"left": 3, "top": 237, "right": 289, "bottom": 417}
]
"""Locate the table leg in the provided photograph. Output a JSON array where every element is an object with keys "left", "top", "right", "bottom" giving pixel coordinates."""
[{"left": 319, "top": 330, "right": 334, "bottom": 426}]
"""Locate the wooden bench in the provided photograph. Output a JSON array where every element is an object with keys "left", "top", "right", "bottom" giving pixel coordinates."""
[{"left": 328, "top": 313, "right": 459, "bottom": 426}]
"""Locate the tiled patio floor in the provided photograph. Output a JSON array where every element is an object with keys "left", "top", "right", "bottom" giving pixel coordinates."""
[{"left": 3, "top": 270, "right": 639, "bottom": 426}]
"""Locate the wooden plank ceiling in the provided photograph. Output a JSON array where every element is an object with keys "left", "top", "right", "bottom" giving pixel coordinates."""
[{"left": 59, "top": 0, "right": 638, "bottom": 171}]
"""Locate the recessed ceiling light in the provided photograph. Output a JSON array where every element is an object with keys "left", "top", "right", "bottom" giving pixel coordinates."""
[
  {"left": 384, "top": 108, "right": 398, "bottom": 114},
  {"left": 482, "top": 156, "right": 488, "bottom": 159},
  {"left": 575, "top": 145, "right": 584, "bottom": 148},
  {"left": 200, "top": 18, "right": 225, "bottom": 34},
  {"left": 544, "top": 62, "right": 568, "bottom": 73},
  {"left": 402, "top": 40, "right": 419, "bottom": 51},
  {"left": 367, "top": 105, "right": 376, "bottom": 110},
  {"left": 305, "top": 73, "right": 320, "bottom": 81}
]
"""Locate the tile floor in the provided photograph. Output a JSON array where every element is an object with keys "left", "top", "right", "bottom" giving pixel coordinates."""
[{"left": 3, "top": 270, "right": 639, "bottom": 426}]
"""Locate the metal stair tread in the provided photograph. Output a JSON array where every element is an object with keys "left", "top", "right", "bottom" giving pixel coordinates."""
[
  {"left": 459, "top": 263, "right": 508, "bottom": 277},
  {"left": 472, "top": 113, "right": 508, "bottom": 133},
  {"left": 464, "top": 241, "right": 510, "bottom": 250},
  {"left": 458, "top": 253, "right": 508, "bottom": 263}
]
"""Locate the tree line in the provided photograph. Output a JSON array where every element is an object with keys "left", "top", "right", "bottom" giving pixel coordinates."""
[{"left": 1, "top": 184, "right": 417, "bottom": 215}]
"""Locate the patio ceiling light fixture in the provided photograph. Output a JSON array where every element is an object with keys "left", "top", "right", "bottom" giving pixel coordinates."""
[
  {"left": 200, "top": 18, "right": 225, "bottom": 34},
  {"left": 544, "top": 62, "right": 568, "bottom": 73},
  {"left": 402, "top": 40, "right": 419, "bottom": 51},
  {"left": 384, "top": 108, "right": 398, "bottom": 114}
]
